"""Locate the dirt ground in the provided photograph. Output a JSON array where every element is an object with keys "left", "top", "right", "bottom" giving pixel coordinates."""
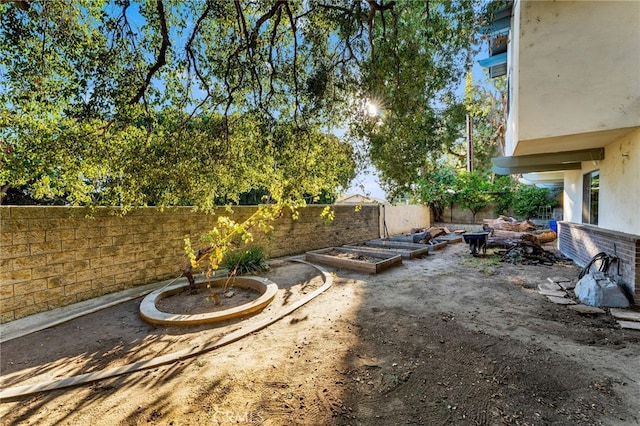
[{"left": 1, "top": 242, "right": 640, "bottom": 426}]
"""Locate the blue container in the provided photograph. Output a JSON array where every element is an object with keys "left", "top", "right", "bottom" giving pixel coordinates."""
[{"left": 549, "top": 220, "right": 558, "bottom": 233}]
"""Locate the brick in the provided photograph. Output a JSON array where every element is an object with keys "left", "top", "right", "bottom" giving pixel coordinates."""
[
  {"left": 112, "top": 235, "right": 135, "bottom": 246},
  {"left": 30, "top": 241, "right": 61, "bottom": 255},
  {"left": 63, "top": 260, "right": 90, "bottom": 273},
  {"left": 89, "top": 236, "right": 113, "bottom": 248},
  {"left": 1, "top": 218, "right": 29, "bottom": 232},
  {"left": 101, "top": 225, "right": 124, "bottom": 237},
  {"left": 13, "top": 253, "right": 48, "bottom": 269},
  {"left": 0, "top": 230, "right": 12, "bottom": 247},
  {"left": 64, "top": 280, "right": 93, "bottom": 296},
  {"left": 1, "top": 294, "right": 34, "bottom": 311},
  {"left": 29, "top": 219, "right": 61, "bottom": 231},
  {"left": 100, "top": 245, "right": 124, "bottom": 257},
  {"left": 0, "top": 283, "right": 14, "bottom": 299},
  {"left": 78, "top": 227, "right": 103, "bottom": 239},
  {"left": 14, "top": 279, "right": 48, "bottom": 296},
  {"left": 62, "top": 238, "right": 89, "bottom": 251},
  {"left": 48, "top": 276, "right": 67, "bottom": 289},
  {"left": 0, "top": 239, "right": 26, "bottom": 256},
  {"left": 46, "top": 250, "right": 76, "bottom": 264},
  {"left": 76, "top": 288, "right": 107, "bottom": 302},
  {"left": 115, "top": 269, "right": 142, "bottom": 284},
  {"left": 31, "top": 264, "right": 64, "bottom": 280},
  {"left": 45, "top": 228, "right": 75, "bottom": 241},
  {"left": 43, "top": 207, "right": 76, "bottom": 218},
  {"left": 76, "top": 269, "right": 98, "bottom": 282},
  {"left": 91, "top": 276, "right": 115, "bottom": 290},
  {"left": 13, "top": 231, "right": 46, "bottom": 245},
  {"left": 82, "top": 247, "right": 101, "bottom": 259},
  {"left": 11, "top": 208, "right": 47, "bottom": 219},
  {"left": 14, "top": 302, "right": 49, "bottom": 319},
  {"left": 34, "top": 287, "right": 65, "bottom": 303},
  {"left": 90, "top": 255, "right": 114, "bottom": 269},
  {"left": 47, "top": 294, "right": 78, "bottom": 310},
  {"left": 0, "top": 269, "right": 31, "bottom": 283},
  {"left": 1, "top": 310, "right": 15, "bottom": 323},
  {"left": 0, "top": 257, "right": 11, "bottom": 270}
]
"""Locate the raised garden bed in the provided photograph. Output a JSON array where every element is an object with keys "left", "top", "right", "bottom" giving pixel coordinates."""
[
  {"left": 343, "top": 243, "right": 429, "bottom": 259},
  {"left": 305, "top": 247, "right": 402, "bottom": 273},
  {"left": 364, "top": 239, "right": 447, "bottom": 251},
  {"left": 434, "top": 234, "right": 464, "bottom": 244}
]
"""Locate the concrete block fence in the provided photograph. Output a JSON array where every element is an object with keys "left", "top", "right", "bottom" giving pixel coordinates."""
[{"left": 0, "top": 205, "right": 379, "bottom": 323}]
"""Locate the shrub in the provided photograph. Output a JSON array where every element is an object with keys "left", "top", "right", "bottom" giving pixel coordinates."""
[
  {"left": 512, "top": 185, "right": 558, "bottom": 219},
  {"left": 221, "top": 245, "right": 268, "bottom": 275}
]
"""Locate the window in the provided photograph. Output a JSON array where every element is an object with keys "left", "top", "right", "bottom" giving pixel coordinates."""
[{"left": 582, "top": 170, "right": 599, "bottom": 225}]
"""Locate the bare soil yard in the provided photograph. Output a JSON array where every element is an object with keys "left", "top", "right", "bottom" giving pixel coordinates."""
[{"left": 1, "top": 242, "right": 639, "bottom": 425}]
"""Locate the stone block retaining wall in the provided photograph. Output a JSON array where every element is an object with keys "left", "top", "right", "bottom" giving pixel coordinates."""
[{"left": 0, "top": 205, "right": 379, "bottom": 323}]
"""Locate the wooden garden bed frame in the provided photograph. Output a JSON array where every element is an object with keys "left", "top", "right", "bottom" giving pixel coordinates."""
[
  {"left": 342, "top": 243, "right": 429, "bottom": 259},
  {"left": 305, "top": 247, "right": 402, "bottom": 274}
]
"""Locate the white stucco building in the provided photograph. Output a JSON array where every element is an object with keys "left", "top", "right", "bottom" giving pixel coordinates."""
[{"left": 484, "top": 1, "right": 640, "bottom": 301}]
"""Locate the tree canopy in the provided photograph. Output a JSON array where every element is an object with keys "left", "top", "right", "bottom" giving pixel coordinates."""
[{"left": 1, "top": 0, "right": 490, "bottom": 207}]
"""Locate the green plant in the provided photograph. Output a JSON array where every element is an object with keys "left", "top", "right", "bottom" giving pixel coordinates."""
[
  {"left": 221, "top": 245, "right": 268, "bottom": 276},
  {"left": 453, "top": 171, "right": 492, "bottom": 224},
  {"left": 491, "top": 175, "right": 515, "bottom": 217},
  {"left": 183, "top": 204, "right": 283, "bottom": 291},
  {"left": 416, "top": 167, "right": 457, "bottom": 222},
  {"left": 512, "top": 185, "right": 558, "bottom": 219}
]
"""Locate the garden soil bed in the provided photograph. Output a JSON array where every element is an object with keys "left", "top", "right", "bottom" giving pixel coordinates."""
[
  {"left": 156, "top": 285, "right": 261, "bottom": 315},
  {"left": 1, "top": 244, "right": 640, "bottom": 426}
]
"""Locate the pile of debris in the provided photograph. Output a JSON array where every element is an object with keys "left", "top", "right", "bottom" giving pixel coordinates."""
[
  {"left": 490, "top": 236, "right": 569, "bottom": 265},
  {"left": 392, "top": 226, "right": 454, "bottom": 244},
  {"left": 481, "top": 216, "right": 566, "bottom": 265},
  {"left": 483, "top": 215, "right": 557, "bottom": 244}
]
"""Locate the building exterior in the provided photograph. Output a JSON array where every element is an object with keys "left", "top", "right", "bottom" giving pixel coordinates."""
[{"left": 485, "top": 1, "right": 640, "bottom": 301}]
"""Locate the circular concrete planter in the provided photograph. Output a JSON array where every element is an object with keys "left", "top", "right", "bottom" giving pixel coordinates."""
[{"left": 140, "top": 276, "right": 278, "bottom": 326}]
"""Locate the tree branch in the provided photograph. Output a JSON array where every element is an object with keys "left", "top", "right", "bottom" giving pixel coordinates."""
[
  {"left": 129, "top": 0, "right": 171, "bottom": 105},
  {"left": 186, "top": 1, "right": 213, "bottom": 98},
  {"left": 283, "top": 2, "right": 300, "bottom": 125},
  {"left": 1, "top": 0, "right": 31, "bottom": 11}
]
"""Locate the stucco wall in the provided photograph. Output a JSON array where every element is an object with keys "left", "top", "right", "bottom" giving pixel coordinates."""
[
  {"left": 441, "top": 204, "right": 496, "bottom": 225},
  {"left": 381, "top": 204, "right": 430, "bottom": 236},
  {"left": 0, "top": 205, "right": 379, "bottom": 323},
  {"left": 599, "top": 129, "right": 640, "bottom": 235},
  {"left": 564, "top": 129, "right": 640, "bottom": 235},
  {"left": 507, "top": 0, "right": 640, "bottom": 155}
]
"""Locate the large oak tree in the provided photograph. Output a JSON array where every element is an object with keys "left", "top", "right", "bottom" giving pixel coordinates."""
[{"left": 1, "top": 0, "right": 487, "bottom": 206}]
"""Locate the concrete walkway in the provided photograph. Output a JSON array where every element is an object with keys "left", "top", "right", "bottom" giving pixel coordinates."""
[{"left": 0, "top": 276, "right": 185, "bottom": 344}]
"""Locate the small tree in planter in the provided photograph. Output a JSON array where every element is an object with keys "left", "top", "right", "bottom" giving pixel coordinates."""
[{"left": 182, "top": 204, "right": 286, "bottom": 294}]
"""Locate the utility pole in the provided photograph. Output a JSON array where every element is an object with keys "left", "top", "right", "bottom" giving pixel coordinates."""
[{"left": 466, "top": 114, "right": 474, "bottom": 172}]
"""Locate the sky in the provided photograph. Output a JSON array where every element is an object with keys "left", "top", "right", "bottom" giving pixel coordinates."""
[{"left": 345, "top": 165, "right": 386, "bottom": 200}]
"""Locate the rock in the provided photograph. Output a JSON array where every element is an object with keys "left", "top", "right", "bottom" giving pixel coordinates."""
[
  {"left": 573, "top": 272, "right": 630, "bottom": 308},
  {"left": 546, "top": 295, "right": 576, "bottom": 305},
  {"left": 558, "top": 281, "right": 576, "bottom": 291},
  {"left": 610, "top": 308, "right": 640, "bottom": 322},
  {"left": 618, "top": 320, "right": 640, "bottom": 331},
  {"left": 224, "top": 291, "right": 235, "bottom": 298},
  {"left": 548, "top": 276, "right": 575, "bottom": 290},
  {"left": 538, "top": 288, "right": 567, "bottom": 298},
  {"left": 548, "top": 276, "right": 572, "bottom": 283},
  {"left": 539, "top": 282, "right": 561, "bottom": 291},
  {"left": 568, "top": 304, "right": 605, "bottom": 315}
]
